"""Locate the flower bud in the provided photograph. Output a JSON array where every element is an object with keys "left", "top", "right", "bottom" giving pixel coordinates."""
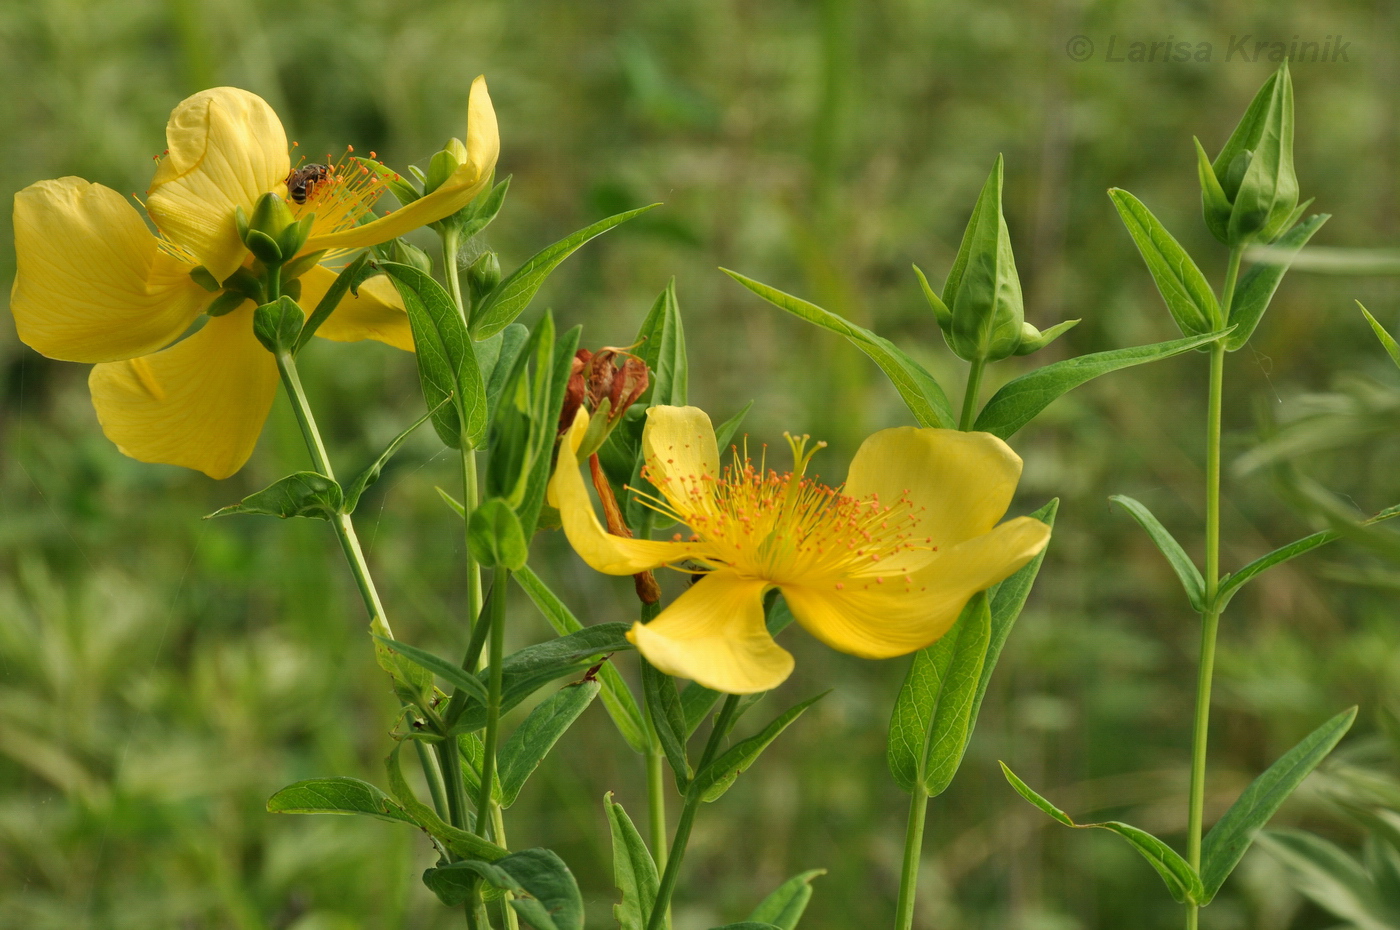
[
  {"left": 424, "top": 147, "right": 460, "bottom": 195},
  {"left": 467, "top": 250, "right": 501, "bottom": 304}
]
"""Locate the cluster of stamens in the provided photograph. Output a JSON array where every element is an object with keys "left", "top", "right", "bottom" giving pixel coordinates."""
[
  {"left": 285, "top": 143, "right": 393, "bottom": 253},
  {"left": 636, "top": 434, "right": 934, "bottom": 590}
]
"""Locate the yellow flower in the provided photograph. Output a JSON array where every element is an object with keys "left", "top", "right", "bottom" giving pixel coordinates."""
[
  {"left": 549, "top": 405, "right": 1052, "bottom": 694},
  {"left": 10, "top": 78, "right": 499, "bottom": 479}
]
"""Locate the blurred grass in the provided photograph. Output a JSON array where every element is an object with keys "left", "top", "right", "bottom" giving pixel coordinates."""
[{"left": 2, "top": 0, "right": 1400, "bottom": 928}]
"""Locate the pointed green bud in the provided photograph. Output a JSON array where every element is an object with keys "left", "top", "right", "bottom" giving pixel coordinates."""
[
  {"left": 1013, "top": 318, "right": 1080, "bottom": 355},
  {"left": 252, "top": 295, "right": 306, "bottom": 354},
  {"left": 467, "top": 250, "right": 501, "bottom": 304},
  {"left": 205, "top": 290, "right": 247, "bottom": 317},
  {"left": 1203, "top": 64, "right": 1300, "bottom": 246},
  {"left": 248, "top": 192, "right": 297, "bottom": 241},
  {"left": 1222, "top": 149, "right": 1253, "bottom": 202},
  {"left": 391, "top": 239, "right": 433, "bottom": 276},
  {"left": 188, "top": 265, "right": 221, "bottom": 292},
  {"left": 912, "top": 263, "right": 951, "bottom": 332},
  {"left": 940, "top": 155, "right": 1025, "bottom": 363},
  {"left": 425, "top": 147, "right": 460, "bottom": 194}
]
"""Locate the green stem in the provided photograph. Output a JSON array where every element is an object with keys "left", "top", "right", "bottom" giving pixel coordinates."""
[
  {"left": 491, "top": 803, "right": 521, "bottom": 930},
  {"left": 646, "top": 696, "right": 740, "bottom": 930},
  {"left": 462, "top": 448, "right": 483, "bottom": 630},
  {"left": 476, "top": 567, "right": 509, "bottom": 836},
  {"left": 442, "top": 227, "right": 466, "bottom": 323},
  {"left": 415, "top": 738, "right": 451, "bottom": 821},
  {"left": 646, "top": 747, "right": 669, "bottom": 872},
  {"left": 959, "top": 357, "right": 986, "bottom": 431},
  {"left": 265, "top": 263, "right": 282, "bottom": 302},
  {"left": 438, "top": 737, "right": 471, "bottom": 832},
  {"left": 893, "top": 787, "right": 930, "bottom": 930}
]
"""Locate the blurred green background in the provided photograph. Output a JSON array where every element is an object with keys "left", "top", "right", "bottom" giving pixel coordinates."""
[{"left": 3, "top": 0, "right": 1400, "bottom": 927}]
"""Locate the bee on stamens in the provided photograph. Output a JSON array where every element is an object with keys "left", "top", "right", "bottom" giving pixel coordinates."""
[{"left": 285, "top": 164, "right": 330, "bottom": 204}]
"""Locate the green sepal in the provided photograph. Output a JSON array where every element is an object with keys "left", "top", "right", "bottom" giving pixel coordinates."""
[
  {"left": 1000, "top": 762, "right": 1205, "bottom": 904},
  {"left": 1199, "top": 706, "right": 1357, "bottom": 903},
  {"left": 469, "top": 204, "right": 659, "bottom": 340},
  {"left": 384, "top": 742, "right": 508, "bottom": 861},
  {"left": 277, "top": 213, "right": 315, "bottom": 262},
  {"left": 342, "top": 400, "right": 443, "bottom": 513},
  {"left": 691, "top": 692, "right": 827, "bottom": 803},
  {"left": 188, "top": 265, "right": 221, "bottom": 292},
  {"left": 267, "top": 775, "right": 417, "bottom": 824},
  {"left": 912, "top": 263, "right": 951, "bottom": 331},
  {"left": 746, "top": 869, "right": 825, "bottom": 930},
  {"left": 449, "top": 176, "right": 511, "bottom": 241},
  {"left": 207, "top": 471, "right": 342, "bottom": 520},
  {"left": 234, "top": 204, "right": 250, "bottom": 243},
  {"left": 1195, "top": 136, "right": 1234, "bottom": 244},
  {"left": 381, "top": 261, "right": 488, "bottom": 450},
  {"left": 514, "top": 566, "right": 649, "bottom": 754},
  {"left": 1227, "top": 63, "right": 1298, "bottom": 245},
  {"left": 1013, "top": 318, "right": 1080, "bottom": 356},
  {"left": 944, "top": 155, "right": 1025, "bottom": 363},
  {"left": 242, "top": 228, "right": 282, "bottom": 264},
  {"left": 280, "top": 277, "right": 302, "bottom": 303},
  {"left": 467, "top": 498, "right": 529, "bottom": 570},
  {"left": 1110, "top": 495, "right": 1205, "bottom": 612},
  {"left": 496, "top": 679, "right": 600, "bottom": 807},
  {"left": 252, "top": 295, "right": 305, "bottom": 353},
  {"left": 204, "top": 290, "right": 247, "bottom": 318},
  {"left": 1109, "top": 188, "right": 1219, "bottom": 334},
  {"left": 973, "top": 330, "right": 1230, "bottom": 439},
  {"left": 425, "top": 148, "right": 459, "bottom": 194},
  {"left": 723, "top": 269, "right": 956, "bottom": 429},
  {"left": 423, "top": 849, "right": 584, "bottom": 930},
  {"left": 1224, "top": 213, "right": 1329, "bottom": 350},
  {"left": 606, "top": 793, "right": 659, "bottom": 930}
]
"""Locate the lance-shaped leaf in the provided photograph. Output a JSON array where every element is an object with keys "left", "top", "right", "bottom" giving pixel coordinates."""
[
  {"left": 373, "top": 635, "right": 490, "bottom": 704},
  {"left": 722, "top": 269, "right": 956, "bottom": 429},
  {"left": 606, "top": 793, "right": 659, "bottom": 930},
  {"left": 423, "top": 848, "right": 585, "bottom": 930},
  {"left": 1361, "top": 303, "right": 1400, "bottom": 370},
  {"left": 207, "top": 472, "right": 343, "bottom": 520},
  {"left": 1215, "top": 503, "right": 1400, "bottom": 610},
  {"left": 1110, "top": 496, "right": 1206, "bottom": 612},
  {"left": 497, "top": 679, "right": 600, "bottom": 808},
  {"left": 1109, "top": 188, "right": 1219, "bottom": 335},
  {"left": 1224, "top": 213, "right": 1328, "bottom": 350},
  {"left": 485, "top": 322, "right": 530, "bottom": 423},
  {"left": 450, "top": 624, "right": 634, "bottom": 733},
  {"left": 643, "top": 658, "right": 692, "bottom": 790},
  {"left": 1000, "top": 763, "right": 1204, "bottom": 905},
  {"left": 267, "top": 776, "right": 416, "bottom": 824},
  {"left": 343, "top": 400, "right": 445, "bottom": 513},
  {"left": 470, "top": 205, "right": 658, "bottom": 339},
  {"left": 1199, "top": 706, "right": 1357, "bottom": 903},
  {"left": 746, "top": 869, "right": 825, "bottom": 930},
  {"left": 887, "top": 593, "right": 990, "bottom": 796},
  {"left": 692, "top": 692, "right": 827, "bottom": 803},
  {"left": 973, "top": 330, "right": 1228, "bottom": 439},
  {"left": 636, "top": 278, "right": 688, "bottom": 407},
  {"left": 467, "top": 498, "right": 529, "bottom": 570},
  {"left": 296, "top": 252, "right": 374, "bottom": 351},
  {"left": 381, "top": 261, "right": 488, "bottom": 449},
  {"left": 514, "top": 567, "right": 648, "bottom": 753},
  {"left": 385, "top": 743, "right": 507, "bottom": 861},
  {"left": 1254, "top": 830, "right": 1392, "bottom": 928}
]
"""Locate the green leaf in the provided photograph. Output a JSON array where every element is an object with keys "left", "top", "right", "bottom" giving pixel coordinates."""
[
  {"left": 1256, "top": 830, "right": 1390, "bottom": 929},
  {"left": 207, "top": 472, "right": 343, "bottom": 520},
  {"left": 1212, "top": 70, "right": 1279, "bottom": 183},
  {"left": 1215, "top": 503, "right": 1400, "bottom": 610},
  {"left": 423, "top": 848, "right": 584, "bottom": 930},
  {"left": 1000, "top": 762, "right": 1204, "bottom": 905},
  {"left": 385, "top": 743, "right": 507, "bottom": 861},
  {"left": 643, "top": 658, "right": 692, "bottom": 790},
  {"left": 1109, "top": 188, "right": 1219, "bottom": 335},
  {"left": 514, "top": 567, "right": 648, "bottom": 754},
  {"left": 1199, "top": 705, "right": 1357, "bottom": 903},
  {"left": 606, "top": 793, "right": 659, "bottom": 930},
  {"left": 1110, "top": 496, "right": 1206, "bottom": 612},
  {"left": 467, "top": 498, "right": 529, "bottom": 570},
  {"left": 252, "top": 295, "right": 306, "bottom": 353},
  {"left": 944, "top": 155, "right": 1025, "bottom": 363},
  {"left": 451, "top": 175, "right": 511, "bottom": 242},
  {"left": 372, "top": 635, "right": 489, "bottom": 705},
  {"left": 450, "top": 624, "right": 633, "bottom": 733},
  {"left": 714, "top": 400, "right": 754, "bottom": 452},
  {"left": 692, "top": 692, "right": 827, "bottom": 803},
  {"left": 1224, "top": 213, "right": 1328, "bottom": 350},
  {"left": 296, "top": 253, "right": 374, "bottom": 352},
  {"left": 887, "top": 593, "right": 990, "bottom": 796},
  {"left": 722, "top": 269, "right": 956, "bottom": 429},
  {"left": 636, "top": 278, "right": 688, "bottom": 407},
  {"left": 746, "top": 869, "right": 825, "bottom": 930},
  {"left": 1228, "top": 63, "right": 1297, "bottom": 244},
  {"left": 266, "top": 776, "right": 416, "bottom": 824},
  {"left": 381, "top": 261, "right": 488, "bottom": 450},
  {"left": 485, "top": 323, "right": 530, "bottom": 423},
  {"left": 1361, "top": 302, "right": 1400, "bottom": 370},
  {"left": 470, "top": 205, "right": 658, "bottom": 340},
  {"left": 342, "top": 401, "right": 443, "bottom": 513},
  {"left": 710, "top": 925, "right": 782, "bottom": 930},
  {"left": 1195, "top": 137, "right": 1234, "bottom": 245},
  {"left": 972, "top": 330, "right": 1228, "bottom": 439},
  {"left": 497, "top": 679, "right": 600, "bottom": 808}
]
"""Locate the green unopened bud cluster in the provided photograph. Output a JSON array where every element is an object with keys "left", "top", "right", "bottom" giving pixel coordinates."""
[
  {"left": 191, "top": 192, "right": 327, "bottom": 318},
  {"left": 236, "top": 191, "right": 314, "bottom": 265},
  {"left": 1195, "top": 62, "right": 1304, "bottom": 245},
  {"left": 916, "top": 155, "right": 1077, "bottom": 364}
]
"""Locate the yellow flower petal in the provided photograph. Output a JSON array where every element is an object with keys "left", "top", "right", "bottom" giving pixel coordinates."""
[
  {"left": 628, "top": 572, "right": 793, "bottom": 694},
  {"left": 147, "top": 87, "right": 291, "bottom": 282},
  {"left": 88, "top": 303, "right": 278, "bottom": 479},
  {"left": 298, "top": 265, "right": 413, "bottom": 351},
  {"left": 304, "top": 76, "right": 499, "bottom": 253},
  {"left": 781, "top": 516, "right": 1050, "bottom": 659},
  {"left": 11, "top": 178, "right": 209, "bottom": 363},
  {"left": 844, "top": 427, "right": 1022, "bottom": 560},
  {"left": 641, "top": 405, "right": 721, "bottom": 511},
  {"left": 548, "top": 410, "right": 711, "bottom": 574}
]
